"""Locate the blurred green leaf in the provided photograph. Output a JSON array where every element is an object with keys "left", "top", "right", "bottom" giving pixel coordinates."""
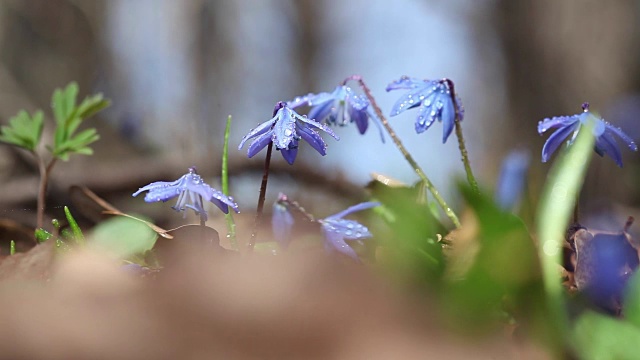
[
  {"left": 536, "top": 120, "right": 595, "bottom": 341},
  {"left": 0, "top": 110, "right": 44, "bottom": 152},
  {"left": 368, "top": 179, "right": 445, "bottom": 283},
  {"left": 444, "top": 184, "right": 543, "bottom": 331},
  {"left": 64, "top": 206, "right": 84, "bottom": 245},
  {"left": 9, "top": 240, "right": 15, "bottom": 255},
  {"left": 75, "top": 94, "right": 110, "bottom": 122},
  {"left": 574, "top": 311, "right": 640, "bottom": 360},
  {"left": 89, "top": 216, "right": 157, "bottom": 258},
  {"left": 52, "top": 82, "right": 79, "bottom": 146},
  {"left": 623, "top": 270, "right": 640, "bottom": 328}
]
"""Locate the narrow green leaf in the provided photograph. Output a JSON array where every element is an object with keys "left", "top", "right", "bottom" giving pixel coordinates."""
[
  {"left": 64, "top": 206, "right": 84, "bottom": 245},
  {"left": 9, "top": 240, "right": 15, "bottom": 255},
  {"left": 76, "top": 95, "right": 110, "bottom": 120},
  {"left": 221, "top": 115, "right": 237, "bottom": 250},
  {"left": 536, "top": 120, "right": 596, "bottom": 345}
]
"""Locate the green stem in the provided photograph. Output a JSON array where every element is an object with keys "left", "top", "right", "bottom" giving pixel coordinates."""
[
  {"left": 35, "top": 156, "right": 57, "bottom": 232},
  {"left": 446, "top": 79, "right": 479, "bottom": 194},
  {"left": 454, "top": 121, "right": 479, "bottom": 194},
  {"left": 347, "top": 75, "right": 461, "bottom": 228},
  {"left": 221, "top": 115, "right": 238, "bottom": 250}
]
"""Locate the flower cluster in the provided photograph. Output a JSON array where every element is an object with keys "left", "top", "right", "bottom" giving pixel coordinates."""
[
  {"left": 538, "top": 102, "right": 637, "bottom": 167},
  {"left": 289, "top": 84, "right": 384, "bottom": 142},
  {"left": 386, "top": 76, "right": 463, "bottom": 143},
  {"left": 238, "top": 102, "right": 339, "bottom": 165},
  {"left": 132, "top": 167, "right": 239, "bottom": 221},
  {"left": 319, "top": 202, "right": 379, "bottom": 261},
  {"left": 271, "top": 196, "right": 379, "bottom": 261}
]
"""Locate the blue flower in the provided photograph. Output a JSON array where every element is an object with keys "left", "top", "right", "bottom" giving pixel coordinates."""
[
  {"left": 272, "top": 193, "right": 294, "bottom": 249},
  {"left": 495, "top": 150, "right": 530, "bottom": 211},
  {"left": 538, "top": 103, "right": 638, "bottom": 167},
  {"left": 289, "top": 85, "right": 384, "bottom": 142},
  {"left": 319, "top": 202, "right": 380, "bottom": 261},
  {"left": 386, "top": 76, "right": 463, "bottom": 143},
  {"left": 132, "top": 167, "right": 239, "bottom": 221},
  {"left": 238, "top": 102, "right": 339, "bottom": 165}
]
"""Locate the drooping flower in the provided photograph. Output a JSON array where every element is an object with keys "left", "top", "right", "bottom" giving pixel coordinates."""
[
  {"left": 289, "top": 85, "right": 384, "bottom": 142},
  {"left": 319, "top": 202, "right": 380, "bottom": 261},
  {"left": 132, "top": 167, "right": 239, "bottom": 221},
  {"left": 386, "top": 76, "right": 463, "bottom": 143},
  {"left": 538, "top": 103, "right": 638, "bottom": 167},
  {"left": 238, "top": 102, "right": 339, "bottom": 165},
  {"left": 495, "top": 150, "right": 530, "bottom": 211},
  {"left": 272, "top": 193, "right": 294, "bottom": 249}
]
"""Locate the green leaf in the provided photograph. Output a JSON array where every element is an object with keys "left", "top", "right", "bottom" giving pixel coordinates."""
[
  {"left": 536, "top": 120, "right": 596, "bottom": 333},
  {"left": 34, "top": 228, "right": 53, "bottom": 243},
  {"left": 573, "top": 311, "right": 640, "bottom": 360},
  {"left": 53, "top": 128, "right": 99, "bottom": 160},
  {"left": 443, "top": 183, "right": 543, "bottom": 332},
  {"left": 76, "top": 94, "right": 110, "bottom": 120},
  {"left": 623, "top": 270, "right": 640, "bottom": 328},
  {"left": 221, "top": 115, "right": 238, "bottom": 250},
  {"left": 89, "top": 216, "right": 157, "bottom": 258},
  {"left": 0, "top": 110, "right": 44, "bottom": 151},
  {"left": 368, "top": 179, "right": 445, "bottom": 284},
  {"left": 9, "top": 240, "right": 15, "bottom": 255},
  {"left": 52, "top": 82, "right": 79, "bottom": 147},
  {"left": 64, "top": 206, "right": 84, "bottom": 244},
  {"left": 50, "top": 82, "right": 109, "bottom": 161}
]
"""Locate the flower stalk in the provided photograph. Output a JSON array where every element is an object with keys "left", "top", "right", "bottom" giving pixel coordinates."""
[
  {"left": 446, "top": 79, "right": 479, "bottom": 194},
  {"left": 345, "top": 75, "right": 461, "bottom": 228},
  {"left": 248, "top": 141, "right": 273, "bottom": 252}
]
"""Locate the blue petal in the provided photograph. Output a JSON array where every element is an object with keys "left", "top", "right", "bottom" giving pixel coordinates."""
[
  {"left": 595, "top": 132, "right": 623, "bottom": 167},
  {"left": 247, "top": 130, "right": 273, "bottom": 158},
  {"left": 272, "top": 201, "right": 294, "bottom": 249},
  {"left": 349, "top": 103, "right": 369, "bottom": 134},
  {"left": 323, "top": 218, "right": 372, "bottom": 240},
  {"left": 389, "top": 81, "right": 438, "bottom": 117},
  {"left": 297, "top": 123, "right": 327, "bottom": 156},
  {"left": 325, "top": 201, "right": 380, "bottom": 220},
  {"left": 273, "top": 107, "right": 297, "bottom": 149},
  {"left": 280, "top": 146, "right": 298, "bottom": 165},
  {"left": 287, "top": 93, "right": 314, "bottom": 108},
  {"left": 495, "top": 150, "right": 530, "bottom": 211},
  {"left": 541, "top": 122, "right": 579, "bottom": 162},
  {"left": 414, "top": 93, "right": 439, "bottom": 134},
  {"left": 322, "top": 226, "right": 359, "bottom": 261},
  {"left": 308, "top": 99, "right": 335, "bottom": 123},
  {"left": 307, "top": 91, "right": 335, "bottom": 106},
  {"left": 385, "top": 76, "right": 423, "bottom": 91},
  {"left": 238, "top": 117, "right": 277, "bottom": 150},
  {"left": 292, "top": 111, "right": 340, "bottom": 141},
  {"left": 440, "top": 97, "right": 456, "bottom": 143},
  {"left": 605, "top": 123, "right": 638, "bottom": 151},
  {"left": 209, "top": 188, "right": 240, "bottom": 214},
  {"left": 538, "top": 115, "right": 579, "bottom": 135}
]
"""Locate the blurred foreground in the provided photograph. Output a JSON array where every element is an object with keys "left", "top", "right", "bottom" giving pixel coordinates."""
[{"left": 0, "top": 241, "right": 545, "bottom": 359}]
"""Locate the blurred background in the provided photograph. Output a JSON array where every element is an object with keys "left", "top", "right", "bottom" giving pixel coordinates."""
[{"left": 0, "top": 0, "right": 639, "bottom": 233}]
